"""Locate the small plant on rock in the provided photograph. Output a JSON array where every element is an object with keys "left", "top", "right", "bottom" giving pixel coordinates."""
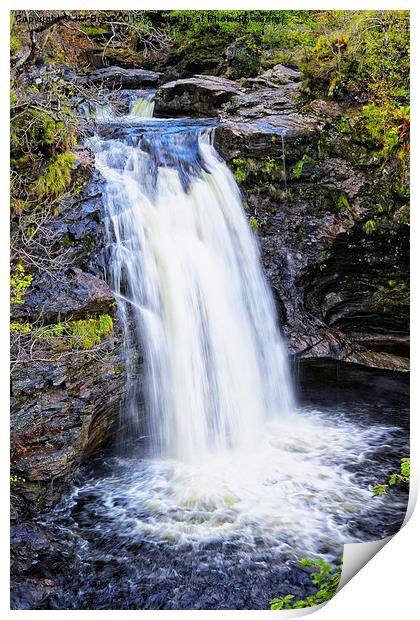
[
  {"left": 271, "top": 556, "right": 342, "bottom": 609},
  {"left": 372, "top": 458, "right": 410, "bottom": 497}
]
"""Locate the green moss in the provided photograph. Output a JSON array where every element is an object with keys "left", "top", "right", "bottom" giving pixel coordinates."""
[
  {"left": 62, "top": 232, "right": 76, "bottom": 248},
  {"left": 10, "top": 322, "right": 33, "bottom": 334},
  {"left": 11, "top": 78, "right": 79, "bottom": 187},
  {"left": 10, "top": 13, "right": 22, "bottom": 55},
  {"left": 394, "top": 205, "right": 410, "bottom": 227},
  {"left": 336, "top": 193, "right": 352, "bottom": 213},
  {"left": 260, "top": 157, "right": 283, "bottom": 176},
  {"left": 10, "top": 474, "right": 26, "bottom": 484},
  {"left": 363, "top": 219, "right": 377, "bottom": 235},
  {"left": 291, "top": 154, "right": 313, "bottom": 179},
  {"left": 40, "top": 314, "right": 114, "bottom": 350},
  {"left": 80, "top": 25, "right": 108, "bottom": 37},
  {"left": 373, "top": 281, "right": 409, "bottom": 312},
  {"left": 249, "top": 216, "right": 262, "bottom": 230},
  {"left": 10, "top": 264, "right": 32, "bottom": 305},
  {"left": 31, "top": 153, "right": 77, "bottom": 199},
  {"left": 10, "top": 34, "right": 22, "bottom": 56},
  {"left": 232, "top": 157, "right": 251, "bottom": 182},
  {"left": 336, "top": 115, "right": 351, "bottom": 134},
  {"left": 231, "top": 156, "right": 283, "bottom": 184}
]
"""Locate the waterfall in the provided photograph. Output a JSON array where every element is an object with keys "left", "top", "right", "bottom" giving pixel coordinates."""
[
  {"left": 86, "top": 90, "right": 156, "bottom": 122},
  {"left": 129, "top": 91, "right": 155, "bottom": 118},
  {"left": 89, "top": 111, "right": 295, "bottom": 462}
]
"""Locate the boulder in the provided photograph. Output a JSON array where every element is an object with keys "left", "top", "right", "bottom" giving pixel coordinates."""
[
  {"left": 14, "top": 268, "right": 116, "bottom": 324},
  {"left": 155, "top": 75, "right": 239, "bottom": 116},
  {"left": 221, "top": 83, "right": 303, "bottom": 119},
  {"left": 216, "top": 115, "right": 317, "bottom": 160},
  {"left": 86, "top": 66, "right": 162, "bottom": 89},
  {"left": 248, "top": 64, "right": 303, "bottom": 88}
]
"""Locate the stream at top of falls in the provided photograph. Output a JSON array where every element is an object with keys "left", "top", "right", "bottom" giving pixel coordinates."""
[{"left": 36, "top": 92, "right": 409, "bottom": 610}]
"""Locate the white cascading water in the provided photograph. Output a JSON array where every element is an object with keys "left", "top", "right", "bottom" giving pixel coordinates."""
[
  {"left": 91, "top": 120, "right": 294, "bottom": 462},
  {"left": 89, "top": 89, "right": 156, "bottom": 122},
  {"left": 83, "top": 96, "right": 402, "bottom": 553}
]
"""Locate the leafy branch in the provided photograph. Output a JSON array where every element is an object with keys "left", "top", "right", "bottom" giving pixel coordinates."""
[
  {"left": 270, "top": 556, "right": 342, "bottom": 609},
  {"left": 372, "top": 458, "right": 410, "bottom": 497}
]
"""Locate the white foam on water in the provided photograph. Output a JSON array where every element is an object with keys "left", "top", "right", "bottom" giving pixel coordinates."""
[{"left": 71, "top": 408, "right": 401, "bottom": 558}]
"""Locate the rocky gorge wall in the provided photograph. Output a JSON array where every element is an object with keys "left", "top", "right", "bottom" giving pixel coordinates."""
[{"left": 11, "top": 163, "right": 128, "bottom": 519}]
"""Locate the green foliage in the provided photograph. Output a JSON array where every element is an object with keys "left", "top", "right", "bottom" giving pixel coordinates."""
[
  {"left": 260, "top": 11, "right": 409, "bottom": 193},
  {"left": 10, "top": 71, "right": 80, "bottom": 205},
  {"left": 163, "top": 11, "right": 316, "bottom": 80},
  {"left": 249, "top": 216, "right": 262, "bottom": 230},
  {"left": 232, "top": 157, "right": 251, "bottom": 182},
  {"left": 336, "top": 193, "right": 352, "bottom": 213},
  {"left": 10, "top": 322, "right": 33, "bottom": 334},
  {"left": 11, "top": 95, "right": 78, "bottom": 164},
  {"left": 165, "top": 10, "right": 293, "bottom": 44},
  {"left": 291, "top": 154, "right": 313, "bottom": 179},
  {"left": 372, "top": 458, "right": 410, "bottom": 497},
  {"left": 301, "top": 11, "right": 409, "bottom": 183},
  {"left": 373, "top": 281, "right": 409, "bottom": 312},
  {"left": 31, "top": 153, "right": 77, "bottom": 199},
  {"left": 271, "top": 557, "right": 342, "bottom": 609},
  {"left": 10, "top": 13, "right": 22, "bottom": 56},
  {"left": 363, "top": 219, "right": 377, "bottom": 235},
  {"left": 10, "top": 264, "right": 32, "bottom": 305},
  {"left": 358, "top": 103, "right": 409, "bottom": 160},
  {"left": 232, "top": 156, "right": 283, "bottom": 184},
  {"left": 261, "top": 12, "right": 317, "bottom": 52},
  {"left": 10, "top": 474, "right": 26, "bottom": 484},
  {"left": 400, "top": 458, "right": 410, "bottom": 479},
  {"left": 300, "top": 12, "right": 409, "bottom": 103},
  {"left": 372, "top": 484, "right": 388, "bottom": 497},
  {"left": 80, "top": 25, "right": 108, "bottom": 37},
  {"left": 40, "top": 314, "right": 114, "bottom": 350}
]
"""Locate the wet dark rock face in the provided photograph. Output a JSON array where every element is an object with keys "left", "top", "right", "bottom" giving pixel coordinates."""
[
  {"left": 296, "top": 359, "right": 410, "bottom": 408},
  {"left": 10, "top": 149, "right": 129, "bottom": 605},
  {"left": 11, "top": 340, "right": 125, "bottom": 512},
  {"left": 212, "top": 67, "right": 409, "bottom": 371}
]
